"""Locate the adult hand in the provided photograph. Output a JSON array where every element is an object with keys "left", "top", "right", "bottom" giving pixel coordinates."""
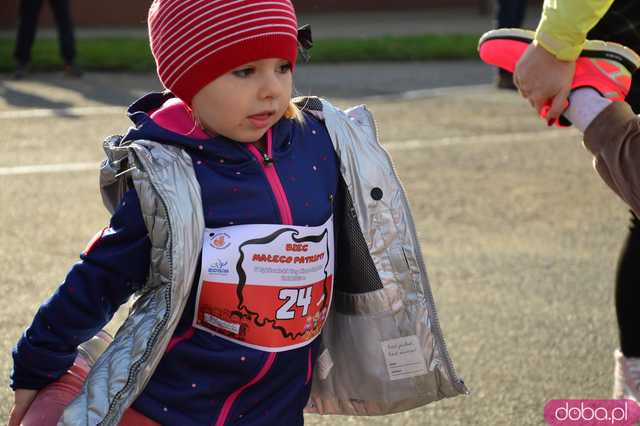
[
  {"left": 514, "top": 43, "right": 576, "bottom": 122},
  {"left": 8, "top": 389, "right": 38, "bottom": 426}
]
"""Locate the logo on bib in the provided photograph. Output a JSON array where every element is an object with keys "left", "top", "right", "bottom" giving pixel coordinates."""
[
  {"left": 209, "top": 232, "right": 231, "bottom": 249},
  {"left": 208, "top": 259, "right": 230, "bottom": 275}
]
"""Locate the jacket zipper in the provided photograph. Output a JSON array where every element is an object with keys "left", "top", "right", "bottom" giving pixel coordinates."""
[
  {"left": 247, "top": 129, "right": 293, "bottom": 225},
  {"left": 216, "top": 129, "right": 294, "bottom": 425},
  {"left": 215, "top": 353, "right": 277, "bottom": 426}
]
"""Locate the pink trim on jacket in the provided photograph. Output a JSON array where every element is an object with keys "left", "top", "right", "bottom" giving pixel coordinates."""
[
  {"left": 149, "top": 98, "right": 209, "bottom": 140},
  {"left": 148, "top": 101, "right": 294, "bottom": 229},
  {"left": 149, "top": 107, "right": 295, "bottom": 424},
  {"left": 216, "top": 129, "right": 295, "bottom": 424},
  {"left": 247, "top": 130, "right": 294, "bottom": 225},
  {"left": 305, "top": 347, "right": 312, "bottom": 385},
  {"left": 165, "top": 327, "right": 195, "bottom": 353},
  {"left": 215, "top": 353, "right": 277, "bottom": 426}
]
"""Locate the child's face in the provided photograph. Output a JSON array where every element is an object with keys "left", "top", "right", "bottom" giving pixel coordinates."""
[{"left": 191, "top": 58, "right": 293, "bottom": 143}]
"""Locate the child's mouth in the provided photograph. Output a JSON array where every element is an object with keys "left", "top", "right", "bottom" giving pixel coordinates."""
[{"left": 248, "top": 111, "right": 274, "bottom": 128}]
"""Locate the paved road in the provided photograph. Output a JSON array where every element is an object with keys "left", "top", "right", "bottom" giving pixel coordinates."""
[
  {"left": 0, "top": 61, "right": 494, "bottom": 111},
  {"left": 0, "top": 64, "right": 627, "bottom": 425}
]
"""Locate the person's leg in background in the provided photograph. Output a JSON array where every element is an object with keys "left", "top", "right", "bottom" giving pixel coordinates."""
[
  {"left": 612, "top": 210, "right": 640, "bottom": 400},
  {"left": 13, "top": 0, "right": 45, "bottom": 79},
  {"left": 588, "top": 0, "right": 640, "bottom": 400},
  {"left": 495, "top": 0, "right": 527, "bottom": 89},
  {"left": 48, "top": 0, "right": 81, "bottom": 77}
]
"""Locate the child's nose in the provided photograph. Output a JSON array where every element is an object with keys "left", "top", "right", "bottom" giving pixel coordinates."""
[{"left": 258, "top": 72, "right": 283, "bottom": 100}]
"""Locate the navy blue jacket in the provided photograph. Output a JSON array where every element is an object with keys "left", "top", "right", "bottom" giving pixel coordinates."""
[{"left": 11, "top": 92, "right": 339, "bottom": 425}]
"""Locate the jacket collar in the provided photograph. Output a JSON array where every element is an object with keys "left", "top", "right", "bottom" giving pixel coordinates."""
[{"left": 124, "top": 92, "right": 293, "bottom": 162}]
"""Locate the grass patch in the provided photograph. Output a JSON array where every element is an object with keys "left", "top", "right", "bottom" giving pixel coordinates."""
[
  {"left": 0, "top": 33, "right": 480, "bottom": 72},
  {"left": 312, "top": 34, "right": 479, "bottom": 62},
  {"left": 0, "top": 38, "right": 155, "bottom": 72}
]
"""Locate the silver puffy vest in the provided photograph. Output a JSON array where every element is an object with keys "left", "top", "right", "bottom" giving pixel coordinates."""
[{"left": 59, "top": 98, "right": 467, "bottom": 425}]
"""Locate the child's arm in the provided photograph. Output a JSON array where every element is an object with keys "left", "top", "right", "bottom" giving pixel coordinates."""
[
  {"left": 8, "top": 389, "right": 37, "bottom": 426},
  {"left": 583, "top": 101, "right": 640, "bottom": 215},
  {"left": 10, "top": 189, "right": 151, "bottom": 392}
]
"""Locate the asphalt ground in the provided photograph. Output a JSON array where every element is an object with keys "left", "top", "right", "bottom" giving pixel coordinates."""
[{"left": 0, "top": 63, "right": 630, "bottom": 425}]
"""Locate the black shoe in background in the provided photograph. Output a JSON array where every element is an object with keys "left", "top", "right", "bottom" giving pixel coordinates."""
[
  {"left": 495, "top": 71, "right": 518, "bottom": 91},
  {"left": 13, "top": 63, "right": 29, "bottom": 80},
  {"left": 64, "top": 62, "right": 83, "bottom": 78}
]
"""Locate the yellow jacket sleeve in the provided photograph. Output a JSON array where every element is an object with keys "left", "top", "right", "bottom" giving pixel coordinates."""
[{"left": 535, "top": 0, "right": 614, "bottom": 61}]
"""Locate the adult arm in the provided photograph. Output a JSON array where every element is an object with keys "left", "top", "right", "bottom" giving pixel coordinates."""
[
  {"left": 514, "top": 0, "right": 614, "bottom": 121},
  {"left": 535, "top": 0, "right": 614, "bottom": 61},
  {"left": 583, "top": 102, "right": 640, "bottom": 216}
]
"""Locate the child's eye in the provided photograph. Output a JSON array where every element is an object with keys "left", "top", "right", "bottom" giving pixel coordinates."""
[
  {"left": 232, "top": 67, "right": 254, "bottom": 78},
  {"left": 278, "top": 62, "right": 292, "bottom": 73}
]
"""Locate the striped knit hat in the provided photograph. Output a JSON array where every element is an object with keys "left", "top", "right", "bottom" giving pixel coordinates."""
[{"left": 148, "top": 0, "right": 299, "bottom": 104}]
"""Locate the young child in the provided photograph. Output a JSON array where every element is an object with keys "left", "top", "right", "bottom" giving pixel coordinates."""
[
  {"left": 9, "top": 1, "right": 467, "bottom": 425},
  {"left": 479, "top": 28, "right": 640, "bottom": 401}
]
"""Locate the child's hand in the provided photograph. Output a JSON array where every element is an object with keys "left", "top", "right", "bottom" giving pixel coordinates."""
[{"left": 8, "top": 389, "right": 38, "bottom": 426}]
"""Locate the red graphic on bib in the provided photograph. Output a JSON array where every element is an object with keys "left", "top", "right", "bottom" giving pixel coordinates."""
[
  {"left": 210, "top": 232, "right": 231, "bottom": 249},
  {"left": 194, "top": 226, "right": 333, "bottom": 352}
]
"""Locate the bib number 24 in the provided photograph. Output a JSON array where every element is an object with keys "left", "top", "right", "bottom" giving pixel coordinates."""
[{"left": 276, "top": 287, "right": 312, "bottom": 319}]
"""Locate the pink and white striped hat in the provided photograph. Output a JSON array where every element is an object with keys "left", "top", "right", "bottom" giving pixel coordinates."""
[{"left": 148, "top": 0, "right": 299, "bottom": 104}]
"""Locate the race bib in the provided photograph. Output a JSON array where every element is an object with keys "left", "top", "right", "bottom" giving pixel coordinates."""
[{"left": 193, "top": 216, "right": 334, "bottom": 352}]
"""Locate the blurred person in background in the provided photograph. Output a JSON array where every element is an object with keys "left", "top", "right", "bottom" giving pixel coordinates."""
[
  {"left": 584, "top": 4, "right": 640, "bottom": 401},
  {"left": 13, "top": 0, "right": 82, "bottom": 79},
  {"left": 494, "top": 0, "right": 528, "bottom": 89},
  {"left": 488, "top": 0, "right": 640, "bottom": 401}
]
